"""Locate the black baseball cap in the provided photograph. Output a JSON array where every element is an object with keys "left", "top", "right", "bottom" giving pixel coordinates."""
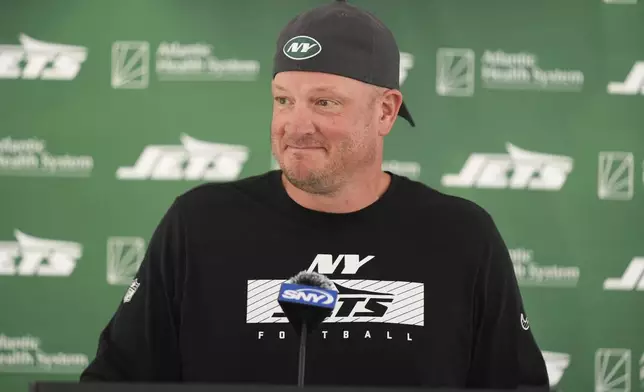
[{"left": 272, "top": 0, "right": 415, "bottom": 127}]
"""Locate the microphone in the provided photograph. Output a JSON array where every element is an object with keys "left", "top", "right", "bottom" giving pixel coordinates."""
[{"left": 278, "top": 271, "right": 339, "bottom": 387}]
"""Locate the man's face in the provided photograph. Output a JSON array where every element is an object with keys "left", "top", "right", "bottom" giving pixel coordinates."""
[{"left": 270, "top": 71, "right": 387, "bottom": 194}]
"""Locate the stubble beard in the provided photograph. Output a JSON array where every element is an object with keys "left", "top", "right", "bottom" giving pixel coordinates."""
[
  {"left": 274, "top": 105, "right": 379, "bottom": 196},
  {"left": 281, "top": 148, "right": 345, "bottom": 195},
  {"left": 280, "top": 135, "right": 377, "bottom": 196}
]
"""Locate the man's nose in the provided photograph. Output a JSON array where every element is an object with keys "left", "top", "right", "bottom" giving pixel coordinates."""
[{"left": 284, "top": 103, "right": 316, "bottom": 134}]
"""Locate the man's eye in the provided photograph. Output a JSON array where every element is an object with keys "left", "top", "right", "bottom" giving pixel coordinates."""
[
  {"left": 317, "top": 99, "right": 336, "bottom": 107},
  {"left": 275, "top": 97, "right": 288, "bottom": 105}
]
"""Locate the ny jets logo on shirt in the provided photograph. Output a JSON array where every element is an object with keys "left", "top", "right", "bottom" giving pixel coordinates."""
[
  {"left": 246, "top": 254, "right": 425, "bottom": 327},
  {"left": 282, "top": 36, "right": 322, "bottom": 60}
]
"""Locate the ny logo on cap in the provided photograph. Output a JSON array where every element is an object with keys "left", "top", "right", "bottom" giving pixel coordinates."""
[{"left": 283, "top": 35, "right": 322, "bottom": 60}]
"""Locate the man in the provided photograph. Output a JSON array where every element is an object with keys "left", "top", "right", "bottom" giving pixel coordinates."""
[{"left": 80, "top": 0, "right": 549, "bottom": 389}]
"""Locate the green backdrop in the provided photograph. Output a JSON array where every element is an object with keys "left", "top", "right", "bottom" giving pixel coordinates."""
[{"left": 1, "top": 1, "right": 642, "bottom": 391}]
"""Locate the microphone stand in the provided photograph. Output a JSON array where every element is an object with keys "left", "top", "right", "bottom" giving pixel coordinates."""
[{"left": 298, "top": 322, "right": 307, "bottom": 387}]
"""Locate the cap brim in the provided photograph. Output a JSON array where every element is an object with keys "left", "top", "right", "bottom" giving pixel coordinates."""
[{"left": 398, "top": 101, "right": 415, "bottom": 127}]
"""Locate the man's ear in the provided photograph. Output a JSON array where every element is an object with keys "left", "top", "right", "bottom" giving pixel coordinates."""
[{"left": 377, "top": 89, "right": 403, "bottom": 136}]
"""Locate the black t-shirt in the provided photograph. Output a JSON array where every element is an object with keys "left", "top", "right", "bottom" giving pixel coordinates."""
[{"left": 80, "top": 170, "right": 549, "bottom": 389}]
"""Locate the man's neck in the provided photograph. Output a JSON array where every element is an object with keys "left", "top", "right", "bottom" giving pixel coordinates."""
[{"left": 281, "top": 169, "right": 392, "bottom": 214}]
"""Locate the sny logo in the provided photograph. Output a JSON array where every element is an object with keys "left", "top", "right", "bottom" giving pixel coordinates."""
[
  {"left": 278, "top": 284, "right": 338, "bottom": 309},
  {"left": 0, "top": 34, "right": 87, "bottom": 80},
  {"left": 441, "top": 143, "right": 573, "bottom": 191},
  {"left": 117, "top": 134, "right": 250, "bottom": 181}
]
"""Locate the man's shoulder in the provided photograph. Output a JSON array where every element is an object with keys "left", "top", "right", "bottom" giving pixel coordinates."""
[
  {"left": 395, "top": 175, "right": 502, "bottom": 260},
  {"left": 171, "top": 170, "right": 278, "bottom": 214},
  {"left": 396, "top": 175, "right": 493, "bottom": 224}
]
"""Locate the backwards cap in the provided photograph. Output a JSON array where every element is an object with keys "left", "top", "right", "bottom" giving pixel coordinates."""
[{"left": 272, "top": 0, "right": 415, "bottom": 127}]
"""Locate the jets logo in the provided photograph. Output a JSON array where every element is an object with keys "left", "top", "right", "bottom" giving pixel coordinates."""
[
  {"left": 246, "top": 254, "right": 424, "bottom": 326},
  {"left": 282, "top": 36, "right": 322, "bottom": 60}
]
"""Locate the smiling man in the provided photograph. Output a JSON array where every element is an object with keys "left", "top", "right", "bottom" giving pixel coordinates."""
[
  {"left": 80, "top": 0, "right": 549, "bottom": 389},
  {"left": 271, "top": 71, "right": 399, "bottom": 210}
]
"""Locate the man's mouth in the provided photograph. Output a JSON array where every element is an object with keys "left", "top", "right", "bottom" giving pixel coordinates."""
[{"left": 287, "top": 145, "right": 324, "bottom": 150}]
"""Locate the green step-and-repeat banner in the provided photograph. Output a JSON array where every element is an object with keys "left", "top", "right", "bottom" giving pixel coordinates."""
[{"left": 1, "top": 1, "right": 642, "bottom": 391}]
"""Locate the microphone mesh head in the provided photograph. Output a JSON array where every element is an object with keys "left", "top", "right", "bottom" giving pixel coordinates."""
[{"left": 286, "top": 271, "right": 337, "bottom": 291}]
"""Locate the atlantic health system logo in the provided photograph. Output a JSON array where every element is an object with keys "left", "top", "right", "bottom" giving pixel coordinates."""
[
  {"left": 509, "top": 248, "right": 580, "bottom": 288},
  {"left": 0, "top": 136, "right": 94, "bottom": 178},
  {"left": 595, "top": 348, "right": 644, "bottom": 392},
  {"left": 110, "top": 40, "right": 260, "bottom": 89},
  {"left": 0, "top": 334, "right": 88, "bottom": 374},
  {"left": 436, "top": 48, "right": 584, "bottom": 97},
  {"left": 107, "top": 237, "right": 145, "bottom": 285},
  {"left": 598, "top": 151, "right": 643, "bottom": 201}
]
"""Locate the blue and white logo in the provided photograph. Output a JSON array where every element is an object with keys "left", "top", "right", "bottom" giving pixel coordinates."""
[{"left": 278, "top": 283, "right": 338, "bottom": 309}]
